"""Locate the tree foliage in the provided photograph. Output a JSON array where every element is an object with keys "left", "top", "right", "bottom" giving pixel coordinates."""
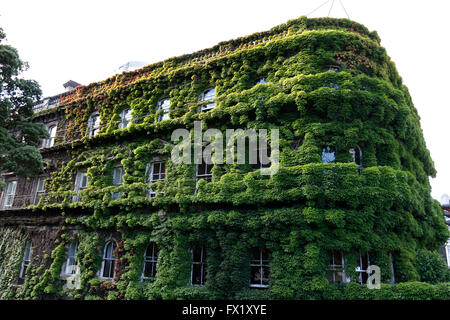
[{"left": 0, "top": 26, "right": 47, "bottom": 189}]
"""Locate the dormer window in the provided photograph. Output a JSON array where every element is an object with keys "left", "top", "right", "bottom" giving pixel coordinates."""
[
  {"left": 118, "top": 109, "right": 132, "bottom": 129},
  {"left": 322, "top": 146, "right": 336, "bottom": 163},
  {"left": 199, "top": 88, "right": 215, "bottom": 112},
  {"left": 157, "top": 98, "right": 170, "bottom": 122},
  {"left": 87, "top": 113, "right": 100, "bottom": 137},
  {"left": 327, "top": 65, "right": 341, "bottom": 72},
  {"left": 43, "top": 125, "right": 57, "bottom": 148}
]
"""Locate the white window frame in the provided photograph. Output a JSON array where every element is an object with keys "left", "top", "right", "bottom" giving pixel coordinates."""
[
  {"left": 157, "top": 98, "right": 170, "bottom": 122},
  {"left": 73, "top": 170, "right": 88, "bottom": 202},
  {"left": 100, "top": 240, "right": 117, "bottom": 280},
  {"left": 199, "top": 88, "right": 215, "bottom": 112},
  {"left": 196, "top": 162, "right": 213, "bottom": 182},
  {"left": 33, "top": 178, "right": 46, "bottom": 205},
  {"left": 111, "top": 166, "right": 124, "bottom": 200},
  {"left": 147, "top": 162, "right": 166, "bottom": 197},
  {"left": 355, "top": 252, "right": 370, "bottom": 284},
  {"left": 328, "top": 251, "right": 350, "bottom": 283},
  {"left": 118, "top": 109, "right": 132, "bottom": 129},
  {"left": 63, "top": 241, "right": 78, "bottom": 276},
  {"left": 3, "top": 181, "right": 17, "bottom": 208},
  {"left": 19, "top": 240, "right": 32, "bottom": 279},
  {"left": 190, "top": 246, "right": 207, "bottom": 286},
  {"left": 87, "top": 113, "right": 101, "bottom": 137},
  {"left": 445, "top": 240, "right": 450, "bottom": 268},
  {"left": 249, "top": 248, "right": 270, "bottom": 288},
  {"left": 142, "top": 242, "right": 158, "bottom": 281},
  {"left": 43, "top": 125, "right": 57, "bottom": 148}
]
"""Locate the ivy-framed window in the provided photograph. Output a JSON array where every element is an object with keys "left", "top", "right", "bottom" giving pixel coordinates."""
[
  {"left": 147, "top": 161, "right": 166, "bottom": 197},
  {"left": 87, "top": 112, "right": 101, "bottom": 137},
  {"left": 199, "top": 88, "right": 215, "bottom": 112},
  {"left": 255, "top": 78, "right": 266, "bottom": 85},
  {"left": 356, "top": 252, "right": 370, "bottom": 284},
  {"left": 118, "top": 109, "right": 132, "bottom": 129},
  {"left": 64, "top": 241, "right": 78, "bottom": 276},
  {"left": 43, "top": 125, "right": 57, "bottom": 148},
  {"left": 33, "top": 178, "right": 46, "bottom": 205},
  {"left": 72, "top": 170, "right": 88, "bottom": 202},
  {"left": 190, "top": 246, "right": 207, "bottom": 286},
  {"left": 446, "top": 242, "right": 450, "bottom": 267},
  {"left": 157, "top": 98, "right": 170, "bottom": 122},
  {"left": 142, "top": 242, "right": 158, "bottom": 280},
  {"left": 3, "top": 181, "right": 17, "bottom": 208},
  {"left": 196, "top": 162, "right": 213, "bottom": 183},
  {"left": 252, "top": 146, "right": 271, "bottom": 170},
  {"left": 19, "top": 240, "right": 32, "bottom": 280},
  {"left": 349, "top": 145, "right": 362, "bottom": 169},
  {"left": 111, "top": 166, "right": 124, "bottom": 200},
  {"left": 322, "top": 146, "right": 336, "bottom": 163},
  {"left": 100, "top": 240, "right": 117, "bottom": 280},
  {"left": 327, "top": 251, "right": 347, "bottom": 283},
  {"left": 250, "top": 248, "right": 270, "bottom": 288}
]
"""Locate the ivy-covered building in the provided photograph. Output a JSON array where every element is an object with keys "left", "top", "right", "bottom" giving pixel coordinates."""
[{"left": 0, "top": 16, "right": 448, "bottom": 300}]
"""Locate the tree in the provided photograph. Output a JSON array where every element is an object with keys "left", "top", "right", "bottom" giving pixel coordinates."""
[{"left": 0, "top": 27, "right": 48, "bottom": 190}]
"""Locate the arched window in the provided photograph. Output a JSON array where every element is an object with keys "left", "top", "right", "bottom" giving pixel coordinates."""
[
  {"left": 118, "top": 109, "right": 132, "bottom": 129},
  {"left": 142, "top": 242, "right": 158, "bottom": 280},
  {"left": 349, "top": 145, "right": 362, "bottom": 168},
  {"left": 199, "top": 88, "right": 215, "bottom": 112},
  {"left": 100, "top": 240, "right": 117, "bottom": 279},
  {"left": 87, "top": 113, "right": 100, "bottom": 137},
  {"left": 157, "top": 98, "right": 170, "bottom": 122},
  {"left": 19, "top": 240, "right": 32, "bottom": 280}
]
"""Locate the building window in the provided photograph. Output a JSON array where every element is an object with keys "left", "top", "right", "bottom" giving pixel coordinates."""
[
  {"left": 356, "top": 252, "right": 370, "bottom": 284},
  {"left": 256, "top": 78, "right": 266, "bottom": 85},
  {"left": 446, "top": 242, "right": 450, "bottom": 267},
  {"left": 199, "top": 88, "right": 215, "bottom": 112},
  {"left": 328, "top": 251, "right": 347, "bottom": 283},
  {"left": 157, "top": 98, "right": 170, "bottom": 122},
  {"left": 142, "top": 242, "right": 158, "bottom": 280},
  {"left": 196, "top": 162, "right": 213, "bottom": 183},
  {"left": 43, "top": 125, "right": 57, "bottom": 148},
  {"left": 64, "top": 241, "right": 78, "bottom": 275},
  {"left": 87, "top": 113, "right": 101, "bottom": 137},
  {"left": 19, "top": 240, "right": 32, "bottom": 280},
  {"left": 190, "top": 246, "right": 207, "bottom": 285},
  {"left": 73, "top": 170, "right": 88, "bottom": 202},
  {"left": 111, "top": 166, "right": 124, "bottom": 200},
  {"left": 118, "top": 109, "right": 132, "bottom": 129},
  {"left": 322, "top": 146, "right": 336, "bottom": 163},
  {"left": 3, "top": 181, "right": 17, "bottom": 208},
  {"left": 252, "top": 146, "right": 271, "bottom": 170},
  {"left": 33, "top": 178, "right": 45, "bottom": 205},
  {"left": 327, "top": 65, "right": 341, "bottom": 72},
  {"left": 250, "top": 248, "right": 270, "bottom": 288},
  {"left": 349, "top": 145, "right": 362, "bottom": 168},
  {"left": 101, "top": 241, "right": 117, "bottom": 280},
  {"left": 147, "top": 162, "right": 166, "bottom": 197}
]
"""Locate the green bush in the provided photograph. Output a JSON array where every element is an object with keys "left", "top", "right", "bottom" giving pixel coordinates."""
[{"left": 414, "top": 249, "right": 448, "bottom": 284}]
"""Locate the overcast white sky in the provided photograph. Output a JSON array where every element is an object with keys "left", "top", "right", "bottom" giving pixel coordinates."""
[{"left": 0, "top": 0, "right": 449, "bottom": 201}]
